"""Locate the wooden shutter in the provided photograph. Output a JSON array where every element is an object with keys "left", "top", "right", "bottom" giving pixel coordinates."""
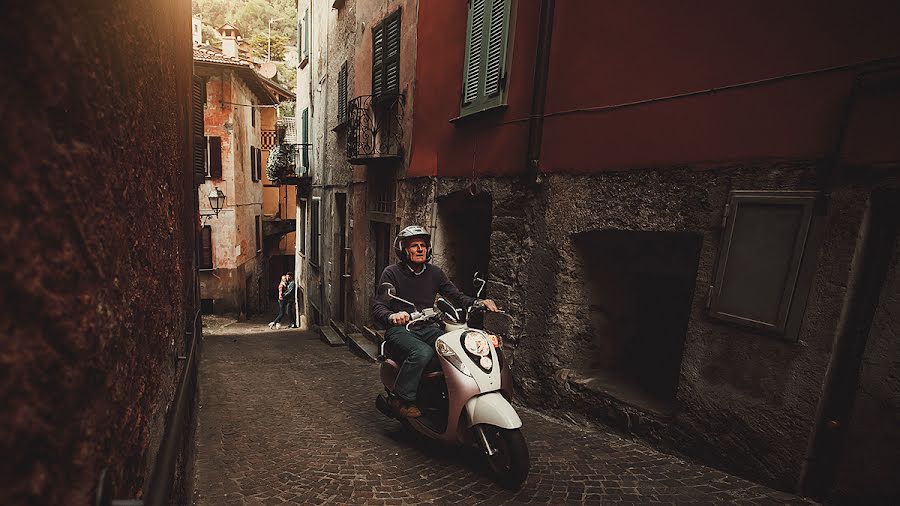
[
  {"left": 200, "top": 225, "right": 213, "bottom": 269},
  {"left": 484, "top": 0, "right": 509, "bottom": 97},
  {"left": 338, "top": 61, "right": 348, "bottom": 123},
  {"left": 371, "top": 22, "right": 384, "bottom": 97},
  {"left": 462, "top": 0, "right": 485, "bottom": 105},
  {"left": 303, "top": 8, "right": 310, "bottom": 58},
  {"left": 191, "top": 76, "right": 206, "bottom": 183},
  {"left": 384, "top": 11, "right": 401, "bottom": 95},
  {"left": 207, "top": 136, "right": 222, "bottom": 179},
  {"left": 255, "top": 215, "right": 261, "bottom": 253},
  {"left": 250, "top": 146, "right": 256, "bottom": 181},
  {"left": 301, "top": 108, "right": 309, "bottom": 169},
  {"left": 256, "top": 147, "right": 262, "bottom": 181},
  {"left": 461, "top": 0, "right": 510, "bottom": 115}
]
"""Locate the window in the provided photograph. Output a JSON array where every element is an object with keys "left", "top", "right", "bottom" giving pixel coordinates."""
[
  {"left": 337, "top": 61, "right": 349, "bottom": 125},
  {"left": 301, "top": 107, "right": 310, "bottom": 169},
  {"left": 192, "top": 76, "right": 206, "bottom": 182},
  {"left": 251, "top": 103, "right": 256, "bottom": 127},
  {"left": 460, "top": 0, "right": 512, "bottom": 117},
  {"left": 256, "top": 146, "right": 262, "bottom": 181},
  {"left": 200, "top": 225, "right": 213, "bottom": 269},
  {"left": 255, "top": 215, "right": 262, "bottom": 253},
  {"left": 298, "top": 7, "right": 310, "bottom": 68},
  {"left": 310, "top": 198, "right": 320, "bottom": 266},
  {"left": 298, "top": 199, "right": 307, "bottom": 256},
  {"left": 250, "top": 146, "right": 258, "bottom": 182},
  {"left": 709, "top": 191, "right": 819, "bottom": 339},
  {"left": 372, "top": 9, "right": 401, "bottom": 100},
  {"left": 206, "top": 136, "right": 222, "bottom": 179}
]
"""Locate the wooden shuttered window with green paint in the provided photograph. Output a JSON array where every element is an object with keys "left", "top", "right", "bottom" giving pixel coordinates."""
[
  {"left": 461, "top": 0, "right": 511, "bottom": 117},
  {"left": 372, "top": 10, "right": 401, "bottom": 100},
  {"left": 303, "top": 8, "right": 310, "bottom": 58}
]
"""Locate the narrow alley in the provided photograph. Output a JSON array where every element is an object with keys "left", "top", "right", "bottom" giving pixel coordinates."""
[{"left": 193, "top": 319, "right": 812, "bottom": 505}]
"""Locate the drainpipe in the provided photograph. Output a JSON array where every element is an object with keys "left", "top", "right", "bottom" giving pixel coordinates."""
[
  {"left": 799, "top": 62, "right": 900, "bottom": 498},
  {"left": 524, "top": 0, "right": 555, "bottom": 185}
]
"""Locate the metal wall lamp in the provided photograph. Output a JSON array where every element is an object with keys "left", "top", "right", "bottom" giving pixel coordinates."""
[{"left": 200, "top": 187, "right": 226, "bottom": 224}]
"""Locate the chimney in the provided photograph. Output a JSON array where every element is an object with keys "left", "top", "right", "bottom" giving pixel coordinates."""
[{"left": 218, "top": 24, "right": 241, "bottom": 58}]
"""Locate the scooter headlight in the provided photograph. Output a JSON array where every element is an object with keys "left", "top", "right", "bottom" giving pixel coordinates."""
[
  {"left": 463, "top": 331, "right": 491, "bottom": 357},
  {"left": 436, "top": 340, "right": 471, "bottom": 376}
]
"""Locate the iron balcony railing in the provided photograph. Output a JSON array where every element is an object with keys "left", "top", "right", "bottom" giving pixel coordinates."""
[{"left": 346, "top": 93, "right": 404, "bottom": 164}]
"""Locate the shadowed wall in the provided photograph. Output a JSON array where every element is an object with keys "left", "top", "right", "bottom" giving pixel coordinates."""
[{"left": 0, "top": 0, "right": 195, "bottom": 503}]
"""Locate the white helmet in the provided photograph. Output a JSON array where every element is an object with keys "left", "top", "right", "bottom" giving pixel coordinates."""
[{"left": 394, "top": 225, "right": 432, "bottom": 262}]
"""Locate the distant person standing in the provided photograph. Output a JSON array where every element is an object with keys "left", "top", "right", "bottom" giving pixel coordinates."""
[
  {"left": 283, "top": 272, "right": 297, "bottom": 328},
  {"left": 268, "top": 274, "right": 289, "bottom": 329}
]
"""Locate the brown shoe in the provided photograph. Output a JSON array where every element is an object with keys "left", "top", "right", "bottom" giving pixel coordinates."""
[{"left": 389, "top": 397, "right": 422, "bottom": 418}]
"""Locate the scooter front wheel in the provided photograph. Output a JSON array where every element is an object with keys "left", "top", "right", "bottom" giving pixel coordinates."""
[{"left": 479, "top": 425, "right": 529, "bottom": 489}]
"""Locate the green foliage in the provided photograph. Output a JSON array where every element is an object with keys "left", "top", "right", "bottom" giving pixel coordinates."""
[
  {"left": 266, "top": 143, "right": 295, "bottom": 182},
  {"left": 276, "top": 63, "right": 296, "bottom": 89},
  {"left": 247, "top": 32, "right": 290, "bottom": 61},
  {"left": 193, "top": 0, "right": 297, "bottom": 48}
]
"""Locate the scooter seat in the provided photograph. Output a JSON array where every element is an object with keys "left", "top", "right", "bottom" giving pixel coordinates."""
[{"left": 382, "top": 358, "right": 444, "bottom": 380}]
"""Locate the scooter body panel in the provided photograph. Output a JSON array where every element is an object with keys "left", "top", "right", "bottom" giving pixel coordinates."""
[{"left": 464, "top": 392, "right": 523, "bottom": 429}]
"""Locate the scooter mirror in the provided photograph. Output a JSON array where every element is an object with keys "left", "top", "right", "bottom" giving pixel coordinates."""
[
  {"left": 377, "top": 282, "right": 397, "bottom": 302},
  {"left": 436, "top": 297, "right": 459, "bottom": 322},
  {"left": 473, "top": 272, "right": 486, "bottom": 298}
]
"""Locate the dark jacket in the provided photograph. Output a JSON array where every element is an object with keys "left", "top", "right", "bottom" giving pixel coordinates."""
[{"left": 372, "top": 262, "right": 476, "bottom": 328}]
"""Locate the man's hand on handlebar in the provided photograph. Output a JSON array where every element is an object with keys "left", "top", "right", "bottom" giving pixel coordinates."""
[
  {"left": 479, "top": 299, "right": 499, "bottom": 312},
  {"left": 389, "top": 311, "right": 411, "bottom": 325}
]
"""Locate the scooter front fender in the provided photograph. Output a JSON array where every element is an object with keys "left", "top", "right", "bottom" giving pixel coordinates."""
[{"left": 464, "top": 392, "right": 522, "bottom": 429}]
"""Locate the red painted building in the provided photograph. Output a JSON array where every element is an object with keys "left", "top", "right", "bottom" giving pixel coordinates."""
[{"left": 401, "top": 1, "right": 900, "bottom": 502}]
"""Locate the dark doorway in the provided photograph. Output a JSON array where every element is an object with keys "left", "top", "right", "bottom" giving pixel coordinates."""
[
  {"left": 570, "top": 230, "right": 703, "bottom": 414},
  {"left": 436, "top": 191, "right": 492, "bottom": 297},
  {"left": 373, "top": 221, "right": 393, "bottom": 288},
  {"left": 335, "top": 192, "right": 348, "bottom": 321}
]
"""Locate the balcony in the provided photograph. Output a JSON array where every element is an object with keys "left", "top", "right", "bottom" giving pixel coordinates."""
[{"left": 346, "top": 93, "right": 404, "bottom": 165}]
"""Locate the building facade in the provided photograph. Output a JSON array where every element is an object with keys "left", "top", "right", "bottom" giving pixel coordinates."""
[
  {"left": 295, "top": 1, "right": 900, "bottom": 502},
  {"left": 194, "top": 27, "right": 288, "bottom": 316}
]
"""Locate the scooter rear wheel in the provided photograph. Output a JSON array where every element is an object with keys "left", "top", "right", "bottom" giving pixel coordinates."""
[{"left": 480, "top": 425, "right": 529, "bottom": 489}]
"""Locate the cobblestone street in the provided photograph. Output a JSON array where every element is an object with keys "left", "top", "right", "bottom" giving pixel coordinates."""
[{"left": 193, "top": 319, "right": 814, "bottom": 505}]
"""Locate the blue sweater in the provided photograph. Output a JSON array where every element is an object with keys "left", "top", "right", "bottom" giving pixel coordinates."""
[{"left": 372, "top": 262, "right": 476, "bottom": 328}]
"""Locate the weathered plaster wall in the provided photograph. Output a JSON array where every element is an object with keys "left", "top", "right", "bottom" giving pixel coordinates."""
[
  {"left": 197, "top": 70, "right": 265, "bottom": 314},
  {"left": 0, "top": 0, "right": 195, "bottom": 503}
]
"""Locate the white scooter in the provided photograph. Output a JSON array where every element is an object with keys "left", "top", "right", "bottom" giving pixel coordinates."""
[{"left": 374, "top": 275, "right": 530, "bottom": 489}]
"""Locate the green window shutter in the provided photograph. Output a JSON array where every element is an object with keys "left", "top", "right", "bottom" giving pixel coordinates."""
[
  {"left": 338, "top": 61, "right": 348, "bottom": 123},
  {"left": 384, "top": 11, "right": 401, "bottom": 95},
  {"left": 462, "top": 0, "right": 485, "bottom": 105},
  {"left": 484, "top": 0, "right": 510, "bottom": 97},
  {"left": 303, "top": 8, "right": 309, "bottom": 58},
  {"left": 371, "top": 23, "right": 384, "bottom": 97},
  {"left": 460, "top": 0, "right": 510, "bottom": 116},
  {"left": 301, "top": 108, "right": 309, "bottom": 168}
]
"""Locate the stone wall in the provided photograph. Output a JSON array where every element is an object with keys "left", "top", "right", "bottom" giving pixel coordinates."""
[
  {"left": 0, "top": 0, "right": 195, "bottom": 503},
  {"left": 406, "top": 165, "right": 899, "bottom": 494}
]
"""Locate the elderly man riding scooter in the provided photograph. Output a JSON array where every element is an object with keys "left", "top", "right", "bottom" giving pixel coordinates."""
[{"left": 372, "top": 225, "right": 498, "bottom": 417}]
